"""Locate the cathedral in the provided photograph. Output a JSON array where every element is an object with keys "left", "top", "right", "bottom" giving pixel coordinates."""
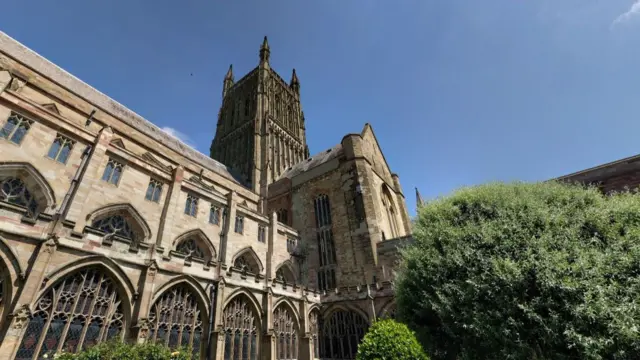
[{"left": 0, "top": 32, "right": 413, "bottom": 360}]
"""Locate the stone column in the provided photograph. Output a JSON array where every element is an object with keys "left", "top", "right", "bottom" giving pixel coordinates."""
[
  {"left": 210, "top": 279, "right": 227, "bottom": 360},
  {"left": 0, "top": 236, "right": 59, "bottom": 360},
  {"left": 263, "top": 288, "right": 275, "bottom": 360},
  {"left": 132, "top": 260, "right": 159, "bottom": 343},
  {"left": 299, "top": 299, "right": 312, "bottom": 360}
]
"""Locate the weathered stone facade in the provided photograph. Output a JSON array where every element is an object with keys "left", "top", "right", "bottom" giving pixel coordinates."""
[{"left": 0, "top": 32, "right": 412, "bottom": 360}]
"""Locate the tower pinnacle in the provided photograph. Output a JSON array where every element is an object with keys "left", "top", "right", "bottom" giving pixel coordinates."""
[
  {"left": 290, "top": 68, "right": 300, "bottom": 94},
  {"left": 260, "top": 36, "right": 270, "bottom": 64},
  {"left": 222, "top": 64, "right": 234, "bottom": 99},
  {"left": 415, "top": 187, "right": 425, "bottom": 209}
]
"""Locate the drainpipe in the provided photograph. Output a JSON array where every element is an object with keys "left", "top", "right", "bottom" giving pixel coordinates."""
[{"left": 206, "top": 282, "right": 219, "bottom": 360}]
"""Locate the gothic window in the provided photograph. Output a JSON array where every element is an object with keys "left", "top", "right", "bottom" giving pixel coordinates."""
[
  {"left": 16, "top": 267, "right": 125, "bottom": 359},
  {"left": 176, "top": 238, "right": 207, "bottom": 260},
  {"left": 257, "top": 226, "right": 266, "bottom": 243},
  {"left": 209, "top": 205, "right": 221, "bottom": 225},
  {"left": 314, "top": 195, "right": 337, "bottom": 291},
  {"left": 277, "top": 208, "right": 288, "bottom": 225},
  {"left": 319, "top": 310, "right": 368, "bottom": 360},
  {"left": 233, "top": 253, "right": 260, "bottom": 274},
  {"left": 47, "top": 134, "right": 75, "bottom": 164},
  {"left": 381, "top": 185, "right": 399, "bottom": 238},
  {"left": 91, "top": 215, "right": 135, "bottom": 241},
  {"left": 275, "top": 265, "right": 295, "bottom": 284},
  {"left": 0, "top": 177, "right": 38, "bottom": 216},
  {"left": 145, "top": 179, "right": 163, "bottom": 203},
  {"left": 275, "top": 95, "right": 281, "bottom": 119},
  {"left": 185, "top": 194, "right": 198, "bottom": 217},
  {"left": 234, "top": 216, "right": 244, "bottom": 234},
  {"left": 286, "top": 238, "right": 297, "bottom": 254},
  {"left": 101, "top": 158, "right": 124, "bottom": 185},
  {"left": 354, "top": 184, "right": 366, "bottom": 222},
  {"left": 274, "top": 305, "right": 298, "bottom": 360},
  {"left": 309, "top": 310, "right": 320, "bottom": 359},
  {"left": 0, "top": 113, "right": 34, "bottom": 145},
  {"left": 148, "top": 284, "right": 204, "bottom": 358},
  {"left": 223, "top": 296, "right": 258, "bottom": 360}
]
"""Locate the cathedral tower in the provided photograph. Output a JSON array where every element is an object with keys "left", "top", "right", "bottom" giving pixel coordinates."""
[{"left": 210, "top": 37, "right": 309, "bottom": 211}]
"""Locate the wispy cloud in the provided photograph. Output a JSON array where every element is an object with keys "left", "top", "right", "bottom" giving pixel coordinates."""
[
  {"left": 161, "top": 126, "right": 193, "bottom": 147},
  {"left": 612, "top": 0, "right": 640, "bottom": 27}
]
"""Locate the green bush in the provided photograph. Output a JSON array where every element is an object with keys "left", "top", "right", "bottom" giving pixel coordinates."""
[
  {"left": 356, "top": 319, "right": 429, "bottom": 360},
  {"left": 396, "top": 182, "right": 640, "bottom": 360},
  {"left": 44, "top": 340, "right": 193, "bottom": 360}
]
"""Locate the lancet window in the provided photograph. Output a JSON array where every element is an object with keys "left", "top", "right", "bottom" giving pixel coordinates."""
[
  {"left": 319, "top": 310, "right": 368, "bottom": 360},
  {"left": 274, "top": 306, "right": 298, "bottom": 360},
  {"left": 314, "top": 194, "right": 337, "bottom": 291},
  {"left": 15, "top": 267, "right": 125, "bottom": 359},
  {"left": 147, "top": 284, "right": 204, "bottom": 358},
  {"left": 223, "top": 296, "right": 258, "bottom": 360}
]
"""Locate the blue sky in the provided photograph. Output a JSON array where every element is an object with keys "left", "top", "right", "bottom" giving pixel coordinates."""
[{"left": 3, "top": 0, "right": 640, "bottom": 216}]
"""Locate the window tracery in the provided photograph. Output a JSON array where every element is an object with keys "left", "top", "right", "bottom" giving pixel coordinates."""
[
  {"left": 175, "top": 238, "right": 208, "bottom": 260},
  {"left": 233, "top": 253, "right": 259, "bottom": 274},
  {"left": 309, "top": 310, "right": 320, "bottom": 359},
  {"left": 91, "top": 215, "right": 135, "bottom": 240},
  {"left": 16, "top": 267, "right": 125, "bottom": 359},
  {"left": 223, "top": 296, "right": 258, "bottom": 360},
  {"left": 0, "top": 113, "right": 34, "bottom": 145},
  {"left": 148, "top": 284, "right": 204, "bottom": 358},
  {"left": 274, "top": 306, "right": 298, "bottom": 360},
  {"left": 319, "top": 310, "right": 368, "bottom": 360},
  {"left": 0, "top": 177, "right": 38, "bottom": 216}
]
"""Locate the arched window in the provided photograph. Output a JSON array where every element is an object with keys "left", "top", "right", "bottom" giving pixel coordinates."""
[
  {"left": 148, "top": 284, "right": 204, "bottom": 358},
  {"left": 319, "top": 310, "right": 368, "bottom": 360},
  {"left": 223, "top": 296, "right": 259, "bottom": 360},
  {"left": 275, "top": 264, "right": 295, "bottom": 284},
  {"left": 276, "top": 208, "right": 288, "bottom": 225},
  {"left": 16, "top": 267, "right": 125, "bottom": 359},
  {"left": 1, "top": 177, "right": 38, "bottom": 216},
  {"left": 314, "top": 195, "right": 337, "bottom": 291},
  {"left": 381, "top": 185, "right": 400, "bottom": 239},
  {"left": 233, "top": 249, "right": 262, "bottom": 274},
  {"left": 91, "top": 215, "right": 135, "bottom": 240},
  {"left": 309, "top": 310, "right": 320, "bottom": 359},
  {"left": 176, "top": 238, "right": 209, "bottom": 261},
  {"left": 274, "top": 305, "right": 298, "bottom": 360}
]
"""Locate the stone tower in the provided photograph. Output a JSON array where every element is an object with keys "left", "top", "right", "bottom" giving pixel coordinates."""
[{"left": 210, "top": 37, "right": 310, "bottom": 211}]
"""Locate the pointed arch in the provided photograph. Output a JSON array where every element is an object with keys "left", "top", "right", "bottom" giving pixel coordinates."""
[
  {"left": 273, "top": 298, "right": 300, "bottom": 360},
  {"left": 173, "top": 229, "right": 217, "bottom": 263},
  {"left": 222, "top": 289, "right": 262, "bottom": 360},
  {"left": 319, "top": 305, "right": 370, "bottom": 360},
  {"left": 0, "top": 162, "right": 57, "bottom": 215},
  {"left": 381, "top": 184, "right": 400, "bottom": 238},
  {"left": 274, "top": 260, "right": 296, "bottom": 284},
  {"left": 272, "top": 297, "right": 301, "bottom": 326},
  {"left": 147, "top": 276, "right": 209, "bottom": 358},
  {"left": 231, "top": 246, "right": 263, "bottom": 274},
  {"left": 41, "top": 255, "right": 136, "bottom": 304},
  {"left": 378, "top": 299, "right": 397, "bottom": 320},
  {"left": 0, "top": 236, "right": 24, "bottom": 281},
  {"left": 17, "top": 264, "right": 130, "bottom": 358},
  {"left": 87, "top": 203, "right": 152, "bottom": 243},
  {"left": 308, "top": 307, "right": 321, "bottom": 359}
]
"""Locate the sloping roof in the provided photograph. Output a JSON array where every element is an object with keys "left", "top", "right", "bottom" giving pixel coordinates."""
[
  {"left": 0, "top": 31, "right": 245, "bottom": 186},
  {"left": 278, "top": 143, "right": 343, "bottom": 180},
  {"left": 554, "top": 153, "right": 640, "bottom": 183}
]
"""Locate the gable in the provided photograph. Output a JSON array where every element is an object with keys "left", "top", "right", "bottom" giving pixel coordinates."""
[
  {"left": 110, "top": 138, "right": 126, "bottom": 149},
  {"left": 141, "top": 152, "right": 172, "bottom": 172},
  {"left": 360, "top": 124, "right": 393, "bottom": 181},
  {"left": 41, "top": 103, "right": 61, "bottom": 115}
]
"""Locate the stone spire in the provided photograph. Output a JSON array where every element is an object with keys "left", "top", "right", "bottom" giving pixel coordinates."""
[
  {"left": 259, "top": 36, "right": 270, "bottom": 64},
  {"left": 415, "top": 187, "right": 424, "bottom": 208},
  {"left": 290, "top": 68, "right": 300, "bottom": 95},
  {"left": 222, "top": 64, "right": 234, "bottom": 99}
]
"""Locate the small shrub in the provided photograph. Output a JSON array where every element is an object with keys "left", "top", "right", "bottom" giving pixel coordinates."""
[
  {"left": 44, "top": 340, "right": 193, "bottom": 360},
  {"left": 356, "top": 319, "right": 429, "bottom": 360}
]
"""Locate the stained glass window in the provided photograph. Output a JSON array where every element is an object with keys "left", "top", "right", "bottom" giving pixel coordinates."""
[
  {"left": 0, "top": 177, "right": 38, "bottom": 216},
  {"left": 319, "top": 310, "right": 368, "bottom": 360},
  {"left": 223, "top": 297, "right": 258, "bottom": 360},
  {"left": 0, "top": 113, "right": 34, "bottom": 145},
  {"left": 274, "top": 306, "right": 298, "bottom": 360},
  {"left": 15, "top": 267, "right": 125, "bottom": 360},
  {"left": 101, "top": 159, "right": 124, "bottom": 185},
  {"left": 147, "top": 284, "right": 204, "bottom": 358},
  {"left": 176, "top": 238, "right": 207, "bottom": 261},
  {"left": 91, "top": 215, "right": 134, "bottom": 240},
  {"left": 47, "top": 134, "right": 75, "bottom": 164}
]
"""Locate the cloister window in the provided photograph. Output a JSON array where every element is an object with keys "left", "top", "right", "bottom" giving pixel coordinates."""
[
  {"left": 176, "top": 238, "right": 207, "bottom": 260},
  {"left": 223, "top": 297, "right": 258, "bottom": 360},
  {"left": 0, "top": 177, "right": 38, "bottom": 216},
  {"left": 91, "top": 215, "right": 135, "bottom": 240},
  {"left": 234, "top": 216, "right": 244, "bottom": 234},
  {"left": 148, "top": 284, "right": 204, "bottom": 358},
  {"left": 15, "top": 267, "right": 125, "bottom": 359},
  {"left": 274, "top": 306, "right": 298, "bottom": 360},
  {"left": 319, "top": 310, "right": 368, "bottom": 360},
  {"left": 145, "top": 179, "right": 163, "bottom": 203},
  {"left": 257, "top": 226, "right": 266, "bottom": 243},
  {"left": 1, "top": 113, "right": 34, "bottom": 145},
  {"left": 101, "top": 158, "right": 124, "bottom": 185},
  {"left": 47, "top": 134, "right": 75, "bottom": 164},
  {"left": 185, "top": 194, "right": 198, "bottom": 217},
  {"left": 209, "top": 205, "right": 221, "bottom": 225},
  {"left": 314, "top": 195, "right": 337, "bottom": 291}
]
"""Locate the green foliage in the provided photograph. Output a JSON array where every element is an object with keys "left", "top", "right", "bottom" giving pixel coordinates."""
[
  {"left": 44, "top": 340, "right": 193, "bottom": 360},
  {"left": 356, "top": 319, "right": 429, "bottom": 360},
  {"left": 396, "top": 182, "right": 640, "bottom": 360}
]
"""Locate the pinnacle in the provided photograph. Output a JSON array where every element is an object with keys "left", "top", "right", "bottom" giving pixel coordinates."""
[
  {"left": 261, "top": 36, "right": 269, "bottom": 50},
  {"left": 225, "top": 64, "right": 233, "bottom": 80},
  {"left": 290, "top": 68, "right": 299, "bottom": 84}
]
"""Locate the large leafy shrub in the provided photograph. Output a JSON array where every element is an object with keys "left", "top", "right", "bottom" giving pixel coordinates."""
[
  {"left": 356, "top": 319, "right": 429, "bottom": 360},
  {"left": 45, "top": 341, "right": 193, "bottom": 360},
  {"left": 396, "top": 182, "right": 640, "bottom": 360}
]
